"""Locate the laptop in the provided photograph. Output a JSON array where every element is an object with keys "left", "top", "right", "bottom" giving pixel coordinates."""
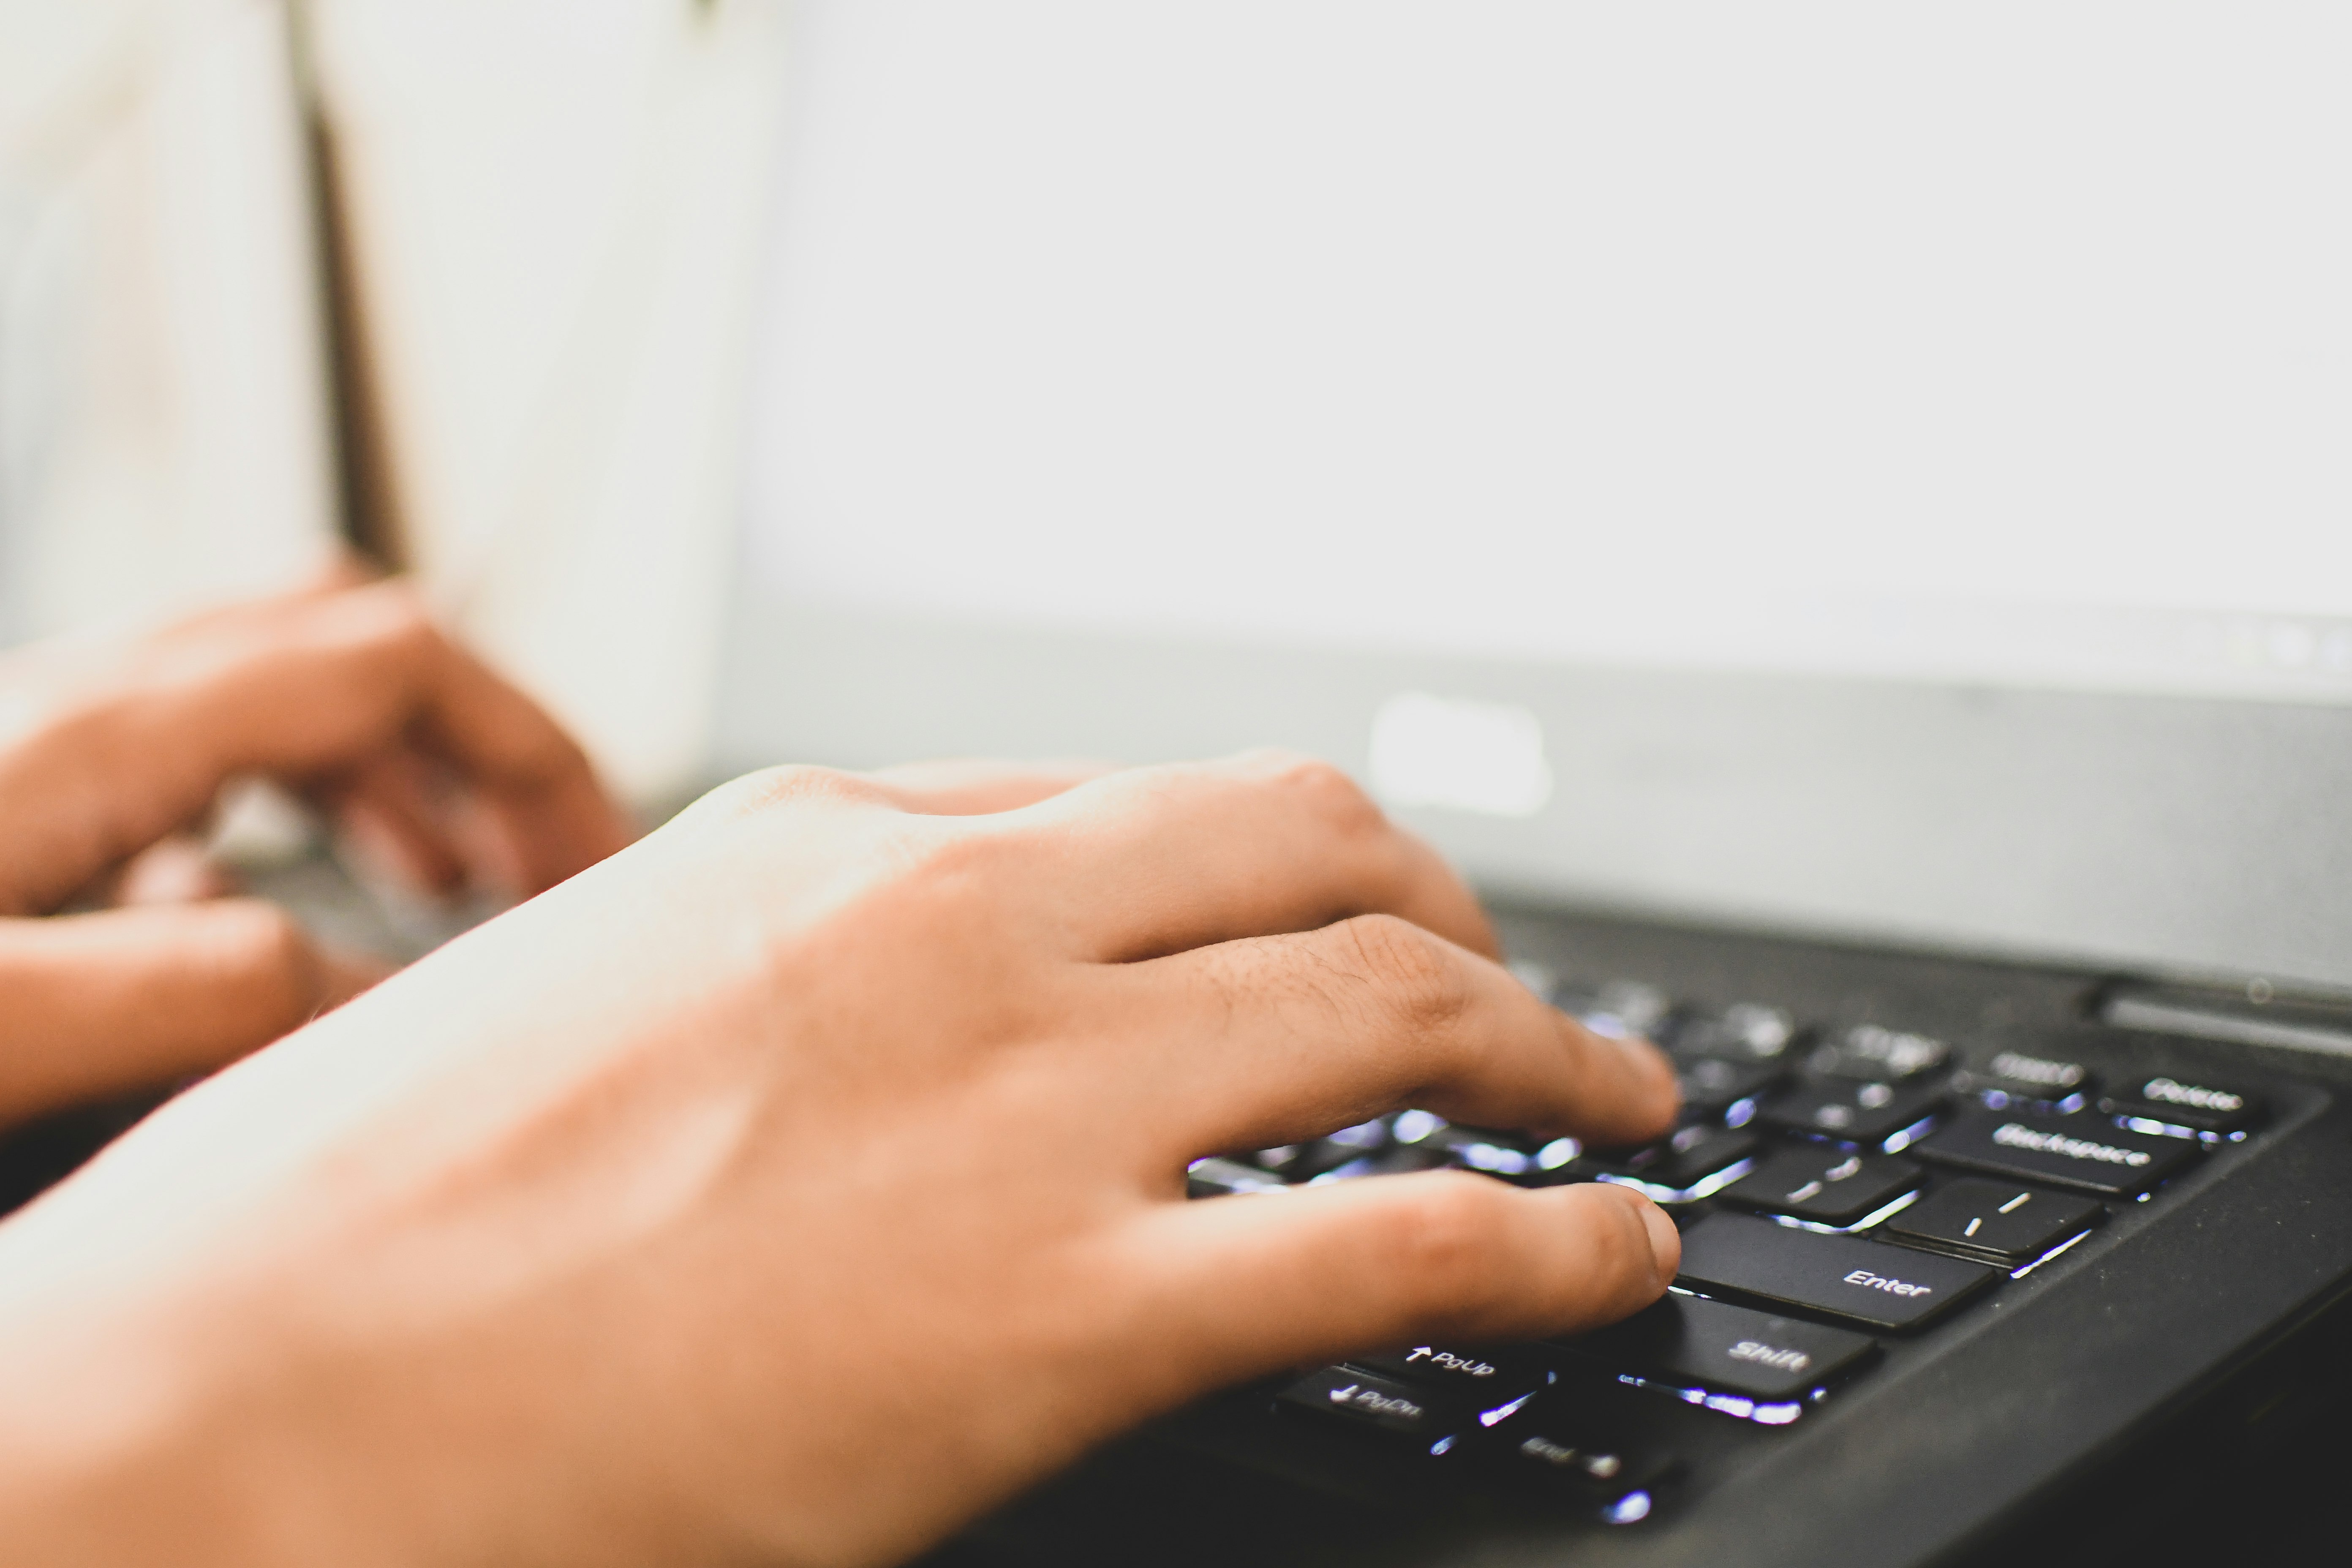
[{"left": 711, "top": 5, "right": 2352, "bottom": 1566}]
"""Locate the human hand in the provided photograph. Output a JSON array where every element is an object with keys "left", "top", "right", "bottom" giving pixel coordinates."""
[
  {"left": 0, "top": 576, "right": 634, "bottom": 1124},
  {"left": 0, "top": 752, "right": 1677, "bottom": 1568}
]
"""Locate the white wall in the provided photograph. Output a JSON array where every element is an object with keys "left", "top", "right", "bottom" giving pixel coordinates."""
[
  {"left": 0, "top": 0, "right": 340, "bottom": 645},
  {"left": 304, "top": 0, "right": 790, "bottom": 802}
]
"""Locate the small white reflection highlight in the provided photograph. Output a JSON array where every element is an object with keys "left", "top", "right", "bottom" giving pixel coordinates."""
[
  {"left": 1478, "top": 1391, "right": 1536, "bottom": 1428},
  {"left": 2009, "top": 1227, "right": 2096, "bottom": 1279},
  {"left": 1391, "top": 1110, "right": 1445, "bottom": 1144}
]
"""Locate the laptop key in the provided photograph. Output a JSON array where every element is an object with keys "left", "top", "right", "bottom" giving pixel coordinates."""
[
  {"left": 1949, "top": 1051, "right": 2097, "bottom": 1115},
  {"left": 1420, "top": 1125, "right": 1545, "bottom": 1179},
  {"left": 1561, "top": 980, "right": 1674, "bottom": 1041},
  {"left": 1277, "top": 1366, "right": 1472, "bottom": 1440},
  {"left": 1674, "top": 1212, "right": 1999, "bottom": 1331},
  {"left": 1560, "top": 1291, "right": 1879, "bottom": 1403},
  {"left": 1915, "top": 1108, "right": 2199, "bottom": 1198},
  {"left": 1186, "top": 1157, "right": 1290, "bottom": 1197},
  {"left": 2097, "top": 1074, "right": 2265, "bottom": 1139},
  {"left": 1252, "top": 1117, "right": 1389, "bottom": 1181},
  {"left": 1677, "top": 1057, "right": 1787, "bottom": 1123},
  {"left": 1466, "top": 1383, "right": 1682, "bottom": 1520},
  {"left": 1670, "top": 1002, "right": 1802, "bottom": 1064},
  {"left": 1807, "top": 1024, "right": 1952, "bottom": 1082},
  {"left": 1587, "top": 1125, "right": 1758, "bottom": 1201},
  {"left": 1715, "top": 1147, "right": 1923, "bottom": 1228},
  {"left": 1359, "top": 1343, "right": 1552, "bottom": 1398},
  {"left": 1302, "top": 1145, "right": 1451, "bottom": 1184},
  {"left": 1491, "top": 1434, "right": 1677, "bottom": 1518},
  {"left": 1884, "top": 1178, "right": 2103, "bottom": 1269},
  {"left": 1757, "top": 1080, "right": 1944, "bottom": 1150}
]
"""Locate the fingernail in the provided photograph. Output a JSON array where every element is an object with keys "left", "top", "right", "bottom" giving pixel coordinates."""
[{"left": 1637, "top": 1198, "right": 1682, "bottom": 1284}]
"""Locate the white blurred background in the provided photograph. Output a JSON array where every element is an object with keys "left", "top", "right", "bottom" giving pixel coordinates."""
[
  {"left": 0, "top": 0, "right": 337, "bottom": 643},
  {"left": 747, "top": 2, "right": 2352, "bottom": 703},
  {"left": 0, "top": 0, "right": 785, "bottom": 804},
  {"left": 5, "top": 1, "right": 2348, "bottom": 809}
]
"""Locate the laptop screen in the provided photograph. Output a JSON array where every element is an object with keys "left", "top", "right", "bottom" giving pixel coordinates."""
[{"left": 743, "top": 0, "right": 2352, "bottom": 707}]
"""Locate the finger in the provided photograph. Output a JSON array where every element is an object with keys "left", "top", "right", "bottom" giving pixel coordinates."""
[
  {"left": 315, "top": 942, "right": 397, "bottom": 1008},
  {"left": 992, "top": 751, "right": 1497, "bottom": 961},
  {"left": 149, "top": 555, "right": 381, "bottom": 640},
  {"left": 3, "top": 582, "right": 634, "bottom": 914},
  {"left": 292, "top": 585, "right": 634, "bottom": 895},
  {"left": 1117, "top": 913, "right": 1678, "bottom": 1153},
  {"left": 865, "top": 758, "right": 1117, "bottom": 816},
  {"left": 1125, "top": 1173, "right": 1679, "bottom": 1386},
  {"left": 0, "top": 903, "right": 373, "bottom": 1127},
  {"left": 107, "top": 837, "right": 240, "bottom": 907},
  {"left": 154, "top": 583, "right": 633, "bottom": 894},
  {"left": 321, "top": 752, "right": 471, "bottom": 896}
]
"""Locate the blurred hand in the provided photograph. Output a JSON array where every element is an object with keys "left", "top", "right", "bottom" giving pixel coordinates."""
[
  {"left": 0, "top": 576, "right": 634, "bottom": 1124},
  {"left": 0, "top": 751, "right": 1678, "bottom": 1568}
]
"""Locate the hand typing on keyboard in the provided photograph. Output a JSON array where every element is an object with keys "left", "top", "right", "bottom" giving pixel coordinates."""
[
  {"left": 0, "top": 747, "right": 1680, "bottom": 1566},
  {"left": 0, "top": 574, "right": 634, "bottom": 1125}
]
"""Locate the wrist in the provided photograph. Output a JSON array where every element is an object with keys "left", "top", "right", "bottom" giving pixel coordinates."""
[
  {"left": 0, "top": 1146, "right": 421, "bottom": 1568},
  {"left": 0, "top": 1266, "right": 275, "bottom": 1564}
]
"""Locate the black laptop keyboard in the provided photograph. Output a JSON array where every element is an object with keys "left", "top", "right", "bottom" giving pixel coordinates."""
[{"left": 1184, "top": 973, "right": 2275, "bottom": 1525}]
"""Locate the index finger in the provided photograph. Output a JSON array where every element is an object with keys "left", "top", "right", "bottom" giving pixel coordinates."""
[{"left": 989, "top": 751, "right": 1500, "bottom": 962}]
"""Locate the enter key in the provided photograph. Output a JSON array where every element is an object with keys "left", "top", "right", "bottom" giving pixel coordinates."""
[{"left": 1675, "top": 1213, "right": 2000, "bottom": 1332}]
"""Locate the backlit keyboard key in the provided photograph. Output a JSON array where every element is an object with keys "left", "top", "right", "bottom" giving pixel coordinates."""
[
  {"left": 1277, "top": 1366, "right": 1472, "bottom": 1440},
  {"left": 1757, "top": 1080, "right": 1944, "bottom": 1150},
  {"left": 1883, "top": 1178, "right": 2103, "bottom": 1269},
  {"left": 1470, "top": 1384, "right": 1682, "bottom": 1519},
  {"left": 1915, "top": 1108, "right": 2198, "bottom": 1198},
  {"left": 1674, "top": 1213, "right": 1999, "bottom": 1331},
  {"left": 1560, "top": 1292, "right": 1878, "bottom": 1403},
  {"left": 1677, "top": 1057, "right": 1787, "bottom": 1123},
  {"left": 1670, "top": 1003, "right": 1801, "bottom": 1064},
  {"left": 1587, "top": 1125, "right": 1758, "bottom": 1201},
  {"left": 1948, "top": 1051, "right": 2096, "bottom": 1114},
  {"left": 1807, "top": 1024, "right": 1952, "bottom": 1082},
  {"left": 1715, "top": 1147, "right": 1922, "bottom": 1228},
  {"left": 1561, "top": 980, "right": 1674, "bottom": 1040},
  {"left": 2096, "top": 1075, "right": 2265, "bottom": 1139},
  {"left": 1358, "top": 1343, "right": 1552, "bottom": 1397},
  {"left": 1303, "top": 1145, "right": 1450, "bottom": 1184},
  {"left": 1186, "top": 1157, "right": 1290, "bottom": 1197},
  {"left": 1421, "top": 1126, "right": 1544, "bottom": 1178}
]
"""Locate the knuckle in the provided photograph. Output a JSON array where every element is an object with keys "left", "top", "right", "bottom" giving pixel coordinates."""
[
  {"left": 1381, "top": 1176, "right": 1517, "bottom": 1315},
  {"left": 700, "top": 764, "right": 887, "bottom": 821},
  {"left": 898, "top": 823, "right": 1005, "bottom": 899},
  {"left": 858, "top": 825, "right": 1021, "bottom": 953},
  {"left": 1262, "top": 754, "right": 1385, "bottom": 837},
  {"left": 1340, "top": 914, "right": 1470, "bottom": 1038}
]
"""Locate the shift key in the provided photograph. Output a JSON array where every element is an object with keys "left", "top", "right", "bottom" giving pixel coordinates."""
[
  {"left": 1676, "top": 1213, "right": 1998, "bottom": 1332},
  {"left": 1561, "top": 1291, "right": 1880, "bottom": 1401}
]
